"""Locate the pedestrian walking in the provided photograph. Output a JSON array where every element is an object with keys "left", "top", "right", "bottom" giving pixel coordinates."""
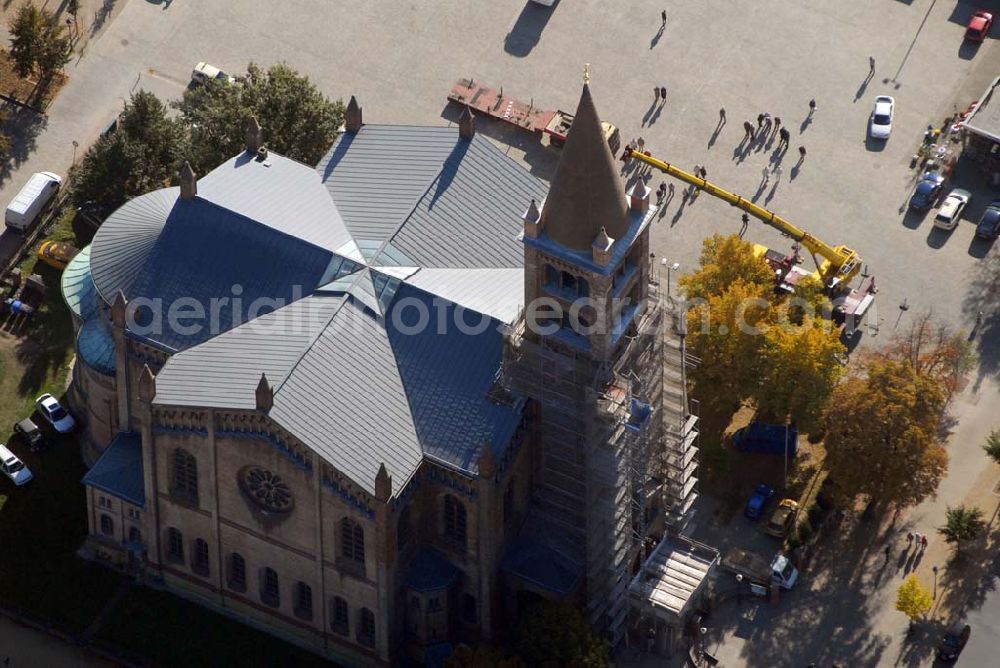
[
  {"left": 700, "top": 167, "right": 707, "bottom": 179},
  {"left": 667, "top": 182, "right": 674, "bottom": 197},
  {"left": 661, "top": 9, "right": 667, "bottom": 26},
  {"left": 660, "top": 86, "right": 667, "bottom": 101},
  {"left": 906, "top": 532, "right": 914, "bottom": 546},
  {"left": 798, "top": 145, "right": 807, "bottom": 159},
  {"left": 761, "top": 166, "right": 770, "bottom": 184},
  {"left": 773, "top": 116, "right": 782, "bottom": 135},
  {"left": 808, "top": 98, "right": 816, "bottom": 115},
  {"left": 883, "top": 545, "right": 891, "bottom": 564},
  {"left": 719, "top": 107, "right": 726, "bottom": 122},
  {"left": 773, "top": 165, "right": 783, "bottom": 182},
  {"left": 921, "top": 534, "right": 928, "bottom": 550},
  {"left": 757, "top": 113, "right": 765, "bottom": 129},
  {"left": 654, "top": 87, "right": 660, "bottom": 103},
  {"left": 869, "top": 56, "right": 876, "bottom": 74},
  {"left": 637, "top": 136, "right": 646, "bottom": 151},
  {"left": 743, "top": 121, "right": 754, "bottom": 139},
  {"left": 779, "top": 127, "right": 790, "bottom": 147}
]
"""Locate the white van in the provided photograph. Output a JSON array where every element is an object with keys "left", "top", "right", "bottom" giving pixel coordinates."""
[
  {"left": 5, "top": 171, "right": 62, "bottom": 232},
  {"left": 0, "top": 443, "right": 33, "bottom": 486}
]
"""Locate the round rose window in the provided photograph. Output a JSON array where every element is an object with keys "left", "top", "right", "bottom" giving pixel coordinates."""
[{"left": 238, "top": 466, "right": 294, "bottom": 514}]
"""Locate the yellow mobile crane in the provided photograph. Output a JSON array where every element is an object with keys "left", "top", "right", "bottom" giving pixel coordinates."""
[{"left": 624, "top": 147, "right": 862, "bottom": 291}]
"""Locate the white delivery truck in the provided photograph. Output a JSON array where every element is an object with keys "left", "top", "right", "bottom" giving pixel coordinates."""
[{"left": 5, "top": 171, "right": 62, "bottom": 232}]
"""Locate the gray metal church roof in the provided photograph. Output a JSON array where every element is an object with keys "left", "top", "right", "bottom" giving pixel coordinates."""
[{"left": 111, "top": 124, "right": 543, "bottom": 495}]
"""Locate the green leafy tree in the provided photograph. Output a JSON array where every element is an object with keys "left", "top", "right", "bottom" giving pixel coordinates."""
[
  {"left": 823, "top": 358, "right": 949, "bottom": 509},
  {"left": 446, "top": 645, "right": 522, "bottom": 668},
  {"left": 70, "top": 90, "right": 190, "bottom": 212},
  {"left": 983, "top": 428, "right": 1000, "bottom": 465},
  {"left": 513, "top": 601, "right": 608, "bottom": 667},
  {"left": 174, "top": 62, "right": 345, "bottom": 173},
  {"left": 680, "top": 234, "right": 775, "bottom": 302},
  {"left": 895, "top": 574, "right": 932, "bottom": 625},
  {"left": 34, "top": 19, "right": 71, "bottom": 80},
  {"left": 939, "top": 505, "right": 985, "bottom": 559},
  {"left": 8, "top": 3, "right": 47, "bottom": 78},
  {"left": 753, "top": 319, "right": 845, "bottom": 433}
]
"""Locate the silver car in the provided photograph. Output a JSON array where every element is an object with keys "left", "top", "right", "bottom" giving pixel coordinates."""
[
  {"left": 933, "top": 189, "right": 971, "bottom": 230},
  {"left": 869, "top": 95, "right": 894, "bottom": 140}
]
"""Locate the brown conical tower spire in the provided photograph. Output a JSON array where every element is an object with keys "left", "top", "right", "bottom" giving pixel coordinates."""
[{"left": 540, "top": 82, "right": 629, "bottom": 251}]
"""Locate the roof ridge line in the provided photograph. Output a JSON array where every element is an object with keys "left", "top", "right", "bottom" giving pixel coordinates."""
[{"left": 270, "top": 295, "right": 351, "bottom": 397}]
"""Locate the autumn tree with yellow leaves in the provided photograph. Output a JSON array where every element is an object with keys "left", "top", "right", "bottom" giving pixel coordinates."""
[{"left": 896, "top": 575, "right": 933, "bottom": 627}]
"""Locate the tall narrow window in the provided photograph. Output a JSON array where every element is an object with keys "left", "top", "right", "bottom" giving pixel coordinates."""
[
  {"left": 228, "top": 553, "right": 246, "bottom": 592},
  {"left": 294, "top": 582, "right": 313, "bottom": 620},
  {"left": 504, "top": 478, "right": 515, "bottom": 523},
  {"left": 172, "top": 448, "right": 198, "bottom": 504},
  {"left": 444, "top": 494, "right": 467, "bottom": 547},
  {"left": 340, "top": 518, "right": 365, "bottom": 574},
  {"left": 166, "top": 527, "right": 184, "bottom": 563},
  {"left": 128, "top": 526, "right": 142, "bottom": 543},
  {"left": 260, "top": 567, "right": 280, "bottom": 608},
  {"left": 192, "top": 538, "right": 210, "bottom": 577},
  {"left": 358, "top": 608, "right": 376, "bottom": 648},
  {"left": 100, "top": 514, "right": 114, "bottom": 537},
  {"left": 397, "top": 506, "right": 412, "bottom": 554},
  {"left": 331, "top": 597, "right": 349, "bottom": 635}
]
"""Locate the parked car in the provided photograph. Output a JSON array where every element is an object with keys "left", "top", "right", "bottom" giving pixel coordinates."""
[
  {"left": 37, "top": 241, "right": 80, "bottom": 270},
  {"left": 0, "top": 444, "right": 33, "bottom": 486},
  {"left": 868, "top": 95, "right": 894, "bottom": 140},
  {"left": 35, "top": 393, "right": 75, "bottom": 433},
  {"left": 745, "top": 484, "right": 775, "bottom": 520},
  {"left": 937, "top": 621, "right": 970, "bottom": 661},
  {"left": 191, "top": 62, "right": 235, "bottom": 85},
  {"left": 965, "top": 11, "right": 993, "bottom": 42},
  {"left": 765, "top": 499, "right": 799, "bottom": 538},
  {"left": 732, "top": 423, "right": 799, "bottom": 457},
  {"left": 909, "top": 172, "right": 945, "bottom": 212},
  {"left": 5, "top": 172, "right": 62, "bottom": 232},
  {"left": 932, "top": 188, "right": 971, "bottom": 230},
  {"left": 13, "top": 418, "right": 44, "bottom": 451},
  {"left": 975, "top": 200, "right": 1000, "bottom": 239}
]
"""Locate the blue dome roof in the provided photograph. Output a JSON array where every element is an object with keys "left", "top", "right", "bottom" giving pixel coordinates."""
[
  {"left": 61, "top": 245, "right": 98, "bottom": 321},
  {"left": 78, "top": 317, "right": 116, "bottom": 376}
]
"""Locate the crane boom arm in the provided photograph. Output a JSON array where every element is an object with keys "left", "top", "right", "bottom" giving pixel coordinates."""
[{"left": 624, "top": 148, "right": 860, "bottom": 284}]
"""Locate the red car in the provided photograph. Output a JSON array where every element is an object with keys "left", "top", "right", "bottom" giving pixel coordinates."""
[{"left": 966, "top": 10, "right": 993, "bottom": 42}]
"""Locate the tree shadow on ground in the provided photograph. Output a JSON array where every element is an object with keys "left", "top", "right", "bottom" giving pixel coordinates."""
[
  {"left": 707, "top": 512, "right": 895, "bottom": 667},
  {"left": 13, "top": 264, "right": 74, "bottom": 397},
  {"left": 935, "top": 518, "right": 1000, "bottom": 620},
  {"left": 0, "top": 104, "right": 48, "bottom": 187}
]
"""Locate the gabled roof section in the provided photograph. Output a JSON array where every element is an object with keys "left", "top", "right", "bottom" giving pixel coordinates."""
[
  {"left": 154, "top": 294, "right": 345, "bottom": 408},
  {"left": 539, "top": 84, "right": 629, "bottom": 250},
  {"left": 270, "top": 300, "right": 423, "bottom": 495},
  {"left": 388, "top": 136, "right": 545, "bottom": 268},
  {"left": 82, "top": 432, "right": 145, "bottom": 507},
  {"left": 405, "top": 268, "right": 523, "bottom": 324},
  {"left": 316, "top": 125, "right": 460, "bottom": 243},
  {"left": 199, "top": 151, "right": 353, "bottom": 254},
  {"left": 120, "top": 197, "right": 334, "bottom": 351},
  {"left": 317, "top": 125, "right": 545, "bottom": 268},
  {"left": 386, "top": 283, "right": 523, "bottom": 473}
]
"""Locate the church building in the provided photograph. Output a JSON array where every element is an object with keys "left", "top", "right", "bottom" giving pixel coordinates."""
[{"left": 64, "top": 82, "right": 708, "bottom": 665}]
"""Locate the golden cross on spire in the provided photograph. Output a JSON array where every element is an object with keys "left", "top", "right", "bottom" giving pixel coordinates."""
[{"left": 584, "top": 63, "right": 590, "bottom": 85}]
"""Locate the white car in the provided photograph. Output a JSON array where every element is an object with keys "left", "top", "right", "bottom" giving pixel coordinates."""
[
  {"left": 869, "top": 95, "right": 894, "bottom": 140},
  {"left": 35, "top": 393, "right": 75, "bottom": 433},
  {"left": 0, "top": 444, "right": 33, "bottom": 486},
  {"left": 933, "top": 189, "right": 971, "bottom": 230},
  {"left": 191, "top": 62, "right": 235, "bottom": 85}
]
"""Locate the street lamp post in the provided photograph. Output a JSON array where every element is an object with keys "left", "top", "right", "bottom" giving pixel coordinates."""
[
  {"left": 736, "top": 573, "right": 744, "bottom": 604},
  {"left": 72, "top": 140, "right": 79, "bottom": 166},
  {"left": 699, "top": 626, "right": 708, "bottom": 659},
  {"left": 933, "top": 565, "right": 939, "bottom": 599}
]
